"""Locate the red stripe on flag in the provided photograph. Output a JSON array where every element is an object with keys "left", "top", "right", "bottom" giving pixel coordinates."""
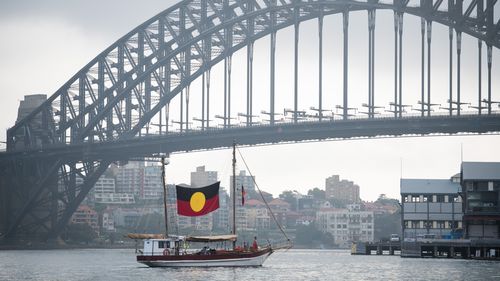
[{"left": 177, "top": 195, "right": 220, "bottom": 217}]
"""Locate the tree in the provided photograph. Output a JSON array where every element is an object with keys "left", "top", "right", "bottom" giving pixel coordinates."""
[
  {"left": 294, "top": 223, "right": 335, "bottom": 248},
  {"left": 63, "top": 223, "right": 98, "bottom": 244},
  {"left": 307, "top": 187, "right": 325, "bottom": 200},
  {"left": 279, "top": 190, "right": 297, "bottom": 211},
  {"left": 375, "top": 194, "right": 399, "bottom": 206},
  {"left": 374, "top": 210, "right": 401, "bottom": 241}
]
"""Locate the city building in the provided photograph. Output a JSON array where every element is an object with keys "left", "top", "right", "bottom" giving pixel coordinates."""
[
  {"left": 400, "top": 178, "right": 463, "bottom": 240},
  {"left": 461, "top": 162, "right": 500, "bottom": 239},
  {"left": 191, "top": 166, "right": 218, "bottom": 187},
  {"left": 245, "top": 199, "right": 271, "bottom": 230},
  {"left": 325, "top": 175, "right": 360, "bottom": 204},
  {"left": 71, "top": 205, "right": 99, "bottom": 233},
  {"left": 212, "top": 188, "right": 230, "bottom": 231},
  {"left": 93, "top": 193, "right": 135, "bottom": 204},
  {"left": 101, "top": 210, "right": 116, "bottom": 232},
  {"left": 92, "top": 177, "right": 116, "bottom": 194},
  {"left": 116, "top": 162, "right": 143, "bottom": 194},
  {"left": 269, "top": 199, "right": 290, "bottom": 229},
  {"left": 141, "top": 164, "right": 163, "bottom": 200},
  {"left": 316, "top": 204, "right": 374, "bottom": 248},
  {"left": 232, "top": 170, "right": 256, "bottom": 192}
]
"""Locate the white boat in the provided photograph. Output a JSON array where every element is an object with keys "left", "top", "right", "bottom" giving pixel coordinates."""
[
  {"left": 132, "top": 235, "right": 273, "bottom": 267},
  {"left": 130, "top": 142, "right": 290, "bottom": 267}
]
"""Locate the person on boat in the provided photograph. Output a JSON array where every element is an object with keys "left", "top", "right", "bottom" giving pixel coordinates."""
[{"left": 252, "top": 237, "right": 258, "bottom": 251}]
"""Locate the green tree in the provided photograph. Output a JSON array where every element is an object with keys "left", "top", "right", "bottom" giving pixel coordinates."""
[
  {"left": 279, "top": 190, "right": 297, "bottom": 211},
  {"left": 307, "top": 187, "right": 325, "bottom": 200},
  {"left": 63, "top": 223, "right": 98, "bottom": 244},
  {"left": 375, "top": 194, "right": 400, "bottom": 206},
  {"left": 294, "top": 223, "right": 334, "bottom": 248},
  {"left": 374, "top": 210, "right": 401, "bottom": 241}
]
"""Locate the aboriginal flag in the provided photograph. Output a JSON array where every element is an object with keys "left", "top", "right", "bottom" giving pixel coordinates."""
[{"left": 176, "top": 182, "right": 220, "bottom": 216}]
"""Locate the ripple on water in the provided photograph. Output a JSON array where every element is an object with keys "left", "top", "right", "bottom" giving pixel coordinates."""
[{"left": 0, "top": 249, "right": 499, "bottom": 281}]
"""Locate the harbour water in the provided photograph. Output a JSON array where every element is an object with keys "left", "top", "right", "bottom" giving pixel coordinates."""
[{"left": 1, "top": 249, "right": 500, "bottom": 281}]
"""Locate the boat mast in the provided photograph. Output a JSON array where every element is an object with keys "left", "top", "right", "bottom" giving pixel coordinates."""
[
  {"left": 161, "top": 157, "right": 168, "bottom": 237},
  {"left": 232, "top": 140, "right": 236, "bottom": 250}
]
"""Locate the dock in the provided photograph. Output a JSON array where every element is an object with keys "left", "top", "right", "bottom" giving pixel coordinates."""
[
  {"left": 352, "top": 239, "right": 500, "bottom": 260},
  {"left": 401, "top": 239, "right": 500, "bottom": 259},
  {"left": 351, "top": 241, "right": 401, "bottom": 255}
]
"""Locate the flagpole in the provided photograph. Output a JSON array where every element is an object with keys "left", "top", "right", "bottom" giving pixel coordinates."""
[
  {"left": 232, "top": 140, "right": 237, "bottom": 250},
  {"left": 161, "top": 157, "right": 169, "bottom": 237}
]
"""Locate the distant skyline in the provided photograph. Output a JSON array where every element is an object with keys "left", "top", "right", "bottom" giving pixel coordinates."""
[{"left": 1, "top": 0, "right": 499, "bottom": 201}]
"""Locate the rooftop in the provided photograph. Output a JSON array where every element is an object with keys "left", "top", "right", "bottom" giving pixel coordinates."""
[
  {"left": 462, "top": 162, "right": 500, "bottom": 181},
  {"left": 400, "top": 179, "right": 461, "bottom": 194}
]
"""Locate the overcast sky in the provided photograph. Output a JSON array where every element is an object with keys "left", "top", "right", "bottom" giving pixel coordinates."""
[{"left": 1, "top": 0, "right": 499, "bottom": 201}]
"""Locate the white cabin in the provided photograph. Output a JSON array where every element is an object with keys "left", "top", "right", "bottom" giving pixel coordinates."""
[{"left": 142, "top": 237, "right": 185, "bottom": 256}]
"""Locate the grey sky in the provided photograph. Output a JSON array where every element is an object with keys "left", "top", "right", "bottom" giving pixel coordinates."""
[{"left": 0, "top": 0, "right": 499, "bottom": 201}]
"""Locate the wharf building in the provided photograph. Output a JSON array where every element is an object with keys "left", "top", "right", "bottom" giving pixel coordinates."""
[
  {"left": 325, "top": 175, "right": 360, "bottom": 204},
  {"left": 400, "top": 177, "right": 462, "bottom": 240},
  {"left": 316, "top": 203, "right": 374, "bottom": 248},
  {"left": 461, "top": 162, "right": 500, "bottom": 239}
]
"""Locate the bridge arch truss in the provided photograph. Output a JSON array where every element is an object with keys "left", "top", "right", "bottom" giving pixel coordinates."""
[{"left": 1, "top": 0, "right": 500, "bottom": 241}]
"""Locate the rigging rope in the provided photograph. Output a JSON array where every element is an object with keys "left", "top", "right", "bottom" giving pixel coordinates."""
[{"left": 236, "top": 148, "right": 292, "bottom": 247}]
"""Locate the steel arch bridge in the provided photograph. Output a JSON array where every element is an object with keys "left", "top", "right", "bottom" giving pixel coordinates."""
[{"left": 1, "top": 0, "right": 500, "bottom": 242}]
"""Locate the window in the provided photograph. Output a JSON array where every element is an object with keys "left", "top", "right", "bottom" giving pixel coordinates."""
[{"left": 158, "top": 241, "right": 170, "bottom": 249}]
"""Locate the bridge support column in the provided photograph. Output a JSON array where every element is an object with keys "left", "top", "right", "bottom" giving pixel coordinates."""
[
  {"left": 393, "top": 12, "right": 398, "bottom": 118},
  {"left": 247, "top": 42, "right": 254, "bottom": 126},
  {"left": 368, "top": 9, "right": 376, "bottom": 118},
  {"left": 420, "top": 18, "right": 425, "bottom": 116},
  {"left": 206, "top": 69, "right": 211, "bottom": 128},
  {"left": 294, "top": 1, "right": 300, "bottom": 123},
  {"left": 448, "top": 26, "right": 453, "bottom": 116},
  {"left": 186, "top": 84, "right": 190, "bottom": 131},
  {"left": 343, "top": 10, "right": 349, "bottom": 120},
  {"left": 456, "top": 31, "right": 462, "bottom": 116},
  {"left": 227, "top": 55, "right": 232, "bottom": 127},
  {"left": 270, "top": 0, "right": 277, "bottom": 125},
  {"left": 478, "top": 40, "right": 482, "bottom": 115},
  {"left": 487, "top": 44, "right": 492, "bottom": 114},
  {"left": 318, "top": 8, "right": 323, "bottom": 121},
  {"left": 398, "top": 13, "right": 403, "bottom": 117},
  {"left": 427, "top": 21, "right": 432, "bottom": 116}
]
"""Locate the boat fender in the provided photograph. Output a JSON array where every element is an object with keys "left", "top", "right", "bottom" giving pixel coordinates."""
[{"left": 163, "top": 249, "right": 170, "bottom": 256}]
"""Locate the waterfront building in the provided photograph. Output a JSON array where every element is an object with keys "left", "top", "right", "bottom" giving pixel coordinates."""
[
  {"left": 113, "top": 208, "right": 142, "bottom": 228},
  {"left": 461, "top": 162, "right": 500, "bottom": 239},
  {"left": 71, "top": 205, "right": 99, "bottom": 233},
  {"left": 269, "top": 199, "right": 290, "bottom": 229},
  {"left": 245, "top": 199, "right": 271, "bottom": 230},
  {"left": 316, "top": 204, "right": 374, "bottom": 248},
  {"left": 325, "top": 175, "right": 360, "bottom": 204},
  {"left": 102, "top": 210, "right": 116, "bottom": 232},
  {"left": 93, "top": 193, "right": 135, "bottom": 204},
  {"left": 400, "top": 178, "right": 463, "bottom": 240}
]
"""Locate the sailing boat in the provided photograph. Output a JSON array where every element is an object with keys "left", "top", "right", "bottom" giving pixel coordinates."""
[{"left": 129, "top": 142, "right": 288, "bottom": 267}]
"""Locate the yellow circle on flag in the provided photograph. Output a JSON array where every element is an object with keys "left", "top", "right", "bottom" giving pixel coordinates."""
[{"left": 190, "top": 192, "right": 206, "bottom": 212}]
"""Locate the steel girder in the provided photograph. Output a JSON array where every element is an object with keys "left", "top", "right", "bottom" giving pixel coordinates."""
[
  {"left": 6, "top": 0, "right": 500, "bottom": 152},
  {"left": 1, "top": 0, "right": 500, "bottom": 242}
]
